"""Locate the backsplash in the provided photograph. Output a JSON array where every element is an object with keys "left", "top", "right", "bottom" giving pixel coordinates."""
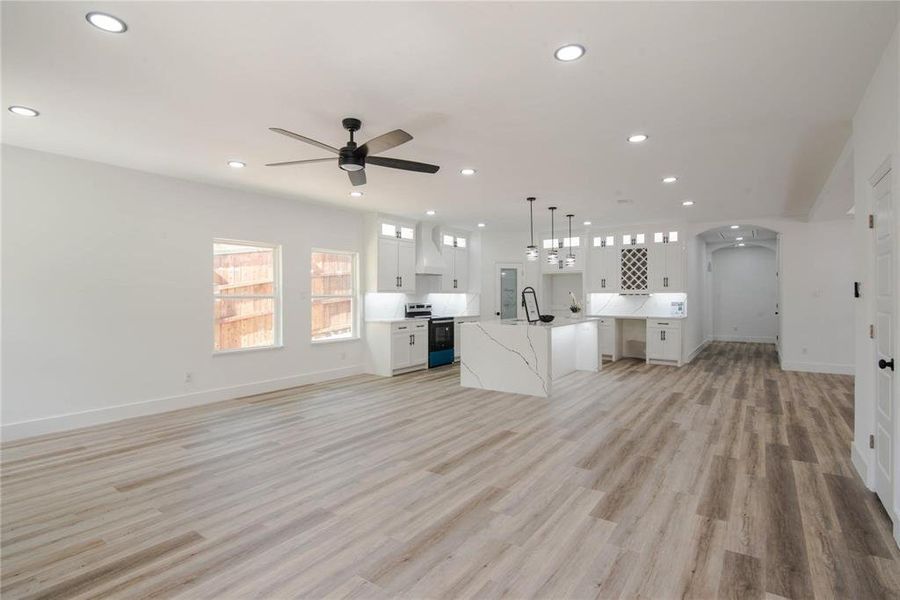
[
  {"left": 364, "top": 292, "right": 480, "bottom": 320},
  {"left": 588, "top": 293, "right": 687, "bottom": 318}
]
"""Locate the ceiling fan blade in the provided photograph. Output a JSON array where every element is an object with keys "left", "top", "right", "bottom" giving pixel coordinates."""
[
  {"left": 265, "top": 157, "right": 334, "bottom": 167},
  {"left": 348, "top": 169, "right": 366, "bottom": 186},
  {"left": 359, "top": 129, "right": 412, "bottom": 156},
  {"left": 367, "top": 156, "right": 440, "bottom": 174},
  {"left": 269, "top": 127, "right": 339, "bottom": 154}
]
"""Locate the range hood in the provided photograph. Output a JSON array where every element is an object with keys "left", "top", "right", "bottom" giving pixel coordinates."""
[{"left": 416, "top": 222, "right": 445, "bottom": 275}]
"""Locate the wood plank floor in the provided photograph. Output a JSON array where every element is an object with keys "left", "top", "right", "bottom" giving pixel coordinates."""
[{"left": 2, "top": 342, "right": 898, "bottom": 599}]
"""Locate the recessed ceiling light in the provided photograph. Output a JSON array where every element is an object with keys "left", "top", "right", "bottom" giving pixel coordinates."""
[
  {"left": 477, "top": 223, "right": 486, "bottom": 228},
  {"left": 86, "top": 12, "right": 127, "bottom": 33},
  {"left": 554, "top": 44, "right": 585, "bottom": 62},
  {"left": 735, "top": 236, "right": 743, "bottom": 241},
  {"left": 426, "top": 210, "right": 436, "bottom": 216},
  {"left": 682, "top": 200, "right": 694, "bottom": 206},
  {"left": 227, "top": 160, "right": 245, "bottom": 169},
  {"left": 460, "top": 168, "right": 476, "bottom": 176},
  {"left": 662, "top": 176, "right": 677, "bottom": 184},
  {"left": 8, "top": 105, "right": 39, "bottom": 117},
  {"left": 627, "top": 133, "right": 648, "bottom": 143},
  {"left": 730, "top": 225, "right": 740, "bottom": 229},
  {"left": 738, "top": 243, "right": 746, "bottom": 247},
  {"left": 583, "top": 221, "right": 592, "bottom": 226},
  {"left": 349, "top": 191, "right": 363, "bottom": 198}
]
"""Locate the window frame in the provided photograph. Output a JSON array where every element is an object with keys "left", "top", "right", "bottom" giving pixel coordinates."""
[
  {"left": 213, "top": 238, "right": 283, "bottom": 355},
  {"left": 310, "top": 248, "right": 360, "bottom": 345}
]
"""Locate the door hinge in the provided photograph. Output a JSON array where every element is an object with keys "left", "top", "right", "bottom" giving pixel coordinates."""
[
  {"left": 870, "top": 324, "right": 875, "bottom": 339},
  {"left": 869, "top": 434, "right": 875, "bottom": 449},
  {"left": 868, "top": 214, "right": 875, "bottom": 229}
]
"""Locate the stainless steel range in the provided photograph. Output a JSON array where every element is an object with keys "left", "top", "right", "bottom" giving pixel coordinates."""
[{"left": 405, "top": 303, "right": 454, "bottom": 368}]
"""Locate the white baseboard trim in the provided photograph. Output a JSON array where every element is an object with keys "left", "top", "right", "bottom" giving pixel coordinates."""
[
  {"left": 851, "top": 440, "right": 873, "bottom": 489},
  {"left": 780, "top": 361, "right": 855, "bottom": 375},
  {"left": 685, "top": 338, "right": 712, "bottom": 364},
  {"left": 713, "top": 335, "right": 777, "bottom": 343},
  {"left": 1, "top": 364, "right": 365, "bottom": 442}
]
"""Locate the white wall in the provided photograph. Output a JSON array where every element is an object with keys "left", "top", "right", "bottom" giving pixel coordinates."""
[
  {"left": 849, "top": 23, "right": 899, "bottom": 497},
  {"left": 711, "top": 246, "right": 777, "bottom": 342},
  {"left": 2, "top": 145, "right": 368, "bottom": 439},
  {"left": 479, "top": 231, "right": 542, "bottom": 320}
]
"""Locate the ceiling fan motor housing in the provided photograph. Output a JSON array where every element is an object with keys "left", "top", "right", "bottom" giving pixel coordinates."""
[{"left": 339, "top": 142, "right": 365, "bottom": 171}]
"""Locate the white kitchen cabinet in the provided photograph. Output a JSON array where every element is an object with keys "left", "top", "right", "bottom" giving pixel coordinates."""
[
  {"left": 410, "top": 329, "right": 429, "bottom": 366},
  {"left": 648, "top": 241, "right": 684, "bottom": 293},
  {"left": 391, "top": 328, "right": 413, "bottom": 370},
  {"left": 386, "top": 321, "right": 428, "bottom": 372},
  {"left": 588, "top": 246, "right": 621, "bottom": 293},
  {"left": 376, "top": 238, "right": 416, "bottom": 292},
  {"left": 646, "top": 319, "right": 682, "bottom": 366},
  {"left": 442, "top": 246, "right": 468, "bottom": 292}
]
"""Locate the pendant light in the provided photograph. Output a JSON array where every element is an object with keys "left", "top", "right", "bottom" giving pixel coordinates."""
[
  {"left": 547, "top": 207, "right": 559, "bottom": 265},
  {"left": 525, "top": 197, "right": 539, "bottom": 261},
  {"left": 565, "top": 214, "right": 576, "bottom": 267}
]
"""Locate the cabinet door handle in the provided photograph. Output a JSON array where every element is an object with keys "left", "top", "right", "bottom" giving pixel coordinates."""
[
  {"left": 601, "top": 278, "right": 606, "bottom": 288},
  {"left": 661, "top": 330, "right": 666, "bottom": 341},
  {"left": 663, "top": 276, "right": 668, "bottom": 288},
  {"left": 409, "top": 334, "right": 414, "bottom": 345},
  {"left": 399, "top": 276, "right": 403, "bottom": 287}
]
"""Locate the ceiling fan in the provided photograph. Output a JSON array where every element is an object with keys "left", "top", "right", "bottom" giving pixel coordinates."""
[{"left": 266, "top": 118, "right": 440, "bottom": 186}]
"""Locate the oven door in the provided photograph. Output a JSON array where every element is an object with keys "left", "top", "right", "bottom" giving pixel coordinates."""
[{"left": 429, "top": 319, "right": 454, "bottom": 352}]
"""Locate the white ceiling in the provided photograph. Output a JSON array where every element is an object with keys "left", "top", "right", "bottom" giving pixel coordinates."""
[{"left": 2, "top": 2, "right": 897, "bottom": 231}]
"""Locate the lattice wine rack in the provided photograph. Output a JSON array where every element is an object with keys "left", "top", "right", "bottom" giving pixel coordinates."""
[{"left": 620, "top": 247, "right": 648, "bottom": 292}]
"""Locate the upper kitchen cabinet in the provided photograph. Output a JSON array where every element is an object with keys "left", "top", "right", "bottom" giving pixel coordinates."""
[
  {"left": 647, "top": 231, "right": 684, "bottom": 292},
  {"left": 440, "top": 231, "right": 469, "bottom": 292},
  {"left": 587, "top": 235, "right": 621, "bottom": 293},
  {"left": 541, "top": 236, "right": 585, "bottom": 274},
  {"left": 365, "top": 215, "right": 417, "bottom": 292}
]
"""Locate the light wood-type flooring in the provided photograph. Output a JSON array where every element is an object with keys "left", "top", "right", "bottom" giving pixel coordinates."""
[{"left": 2, "top": 342, "right": 899, "bottom": 599}]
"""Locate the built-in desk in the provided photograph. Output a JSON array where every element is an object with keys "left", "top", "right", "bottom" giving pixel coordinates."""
[{"left": 592, "top": 315, "right": 685, "bottom": 367}]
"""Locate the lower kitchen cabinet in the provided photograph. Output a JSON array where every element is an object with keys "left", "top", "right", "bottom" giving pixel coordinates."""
[
  {"left": 646, "top": 319, "right": 682, "bottom": 366},
  {"left": 453, "top": 316, "right": 480, "bottom": 360},
  {"left": 365, "top": 320, "right": 429, "bottom": 376}
]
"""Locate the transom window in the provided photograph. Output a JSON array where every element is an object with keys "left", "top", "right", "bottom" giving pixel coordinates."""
[
  {"left": 443, "top": 234, "right": 467, "bottom": 248},
  {"left": 593, "top": 235, "right": 616, "bottom": 247},
  {"left": 654, "top": 231, "right": 679, "bottom": 243},
  {"left": 213, "top": 240, "right": 281, "bottom": 352},
  {"left": 311, "top": 250, "right": 357, "bottom": 342},
  {"left": 622, "top": 233, "right": 645, "bottom": 245},
  {"left": 381, "top": 223, "right": 414, "bottom": 240},
  {"left": 543, "top": 237, "right": 580, "bottom": 249}
]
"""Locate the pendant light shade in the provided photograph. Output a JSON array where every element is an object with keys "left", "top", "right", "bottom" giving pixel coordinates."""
[
  {"left": 547, "top": 207, "right": 559, "bottom": 265},
  {"left": 565, "top": 214, "right": 576, "bottom": 267},
  {"left": 525, "top": 197, "right": 538, "bottom": 261}
]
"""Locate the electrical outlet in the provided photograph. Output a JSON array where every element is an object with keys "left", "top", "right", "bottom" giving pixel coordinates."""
[{"left": 184, "top": 371, "right": 193, "bottom": 383}]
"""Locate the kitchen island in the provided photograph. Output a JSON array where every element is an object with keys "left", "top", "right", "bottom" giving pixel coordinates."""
[{"left": 459, "top": 317, "right": 601, "bottom": 397}]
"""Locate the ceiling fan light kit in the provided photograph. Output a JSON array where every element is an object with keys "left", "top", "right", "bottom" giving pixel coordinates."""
[{"left": 266, "top": 117, "right": 439, "bottom": 187}]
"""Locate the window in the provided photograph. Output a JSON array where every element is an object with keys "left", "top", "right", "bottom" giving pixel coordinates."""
[
  {"left": 444, "top": 234, "right": 467, "bottom": 248},
  {"left": 381, "top": 223, "right": 415, "bottom": 240},
  {"left": 311, "top": 250, "right": 357, "bottom": 342},
  {"left": 623, "top": 233, "right": 645, "bottom": 245},
  {"left": 213, "top": 240, "right": 280, "bottom": 352},
  {"left": 654, "top": 231, "right": 678, "bottom": 243},
  {"left": 543, "top": 239, "right": 557, "bottom": 249},
  {"left": 562, "top": 236, "right": 580, "bottom": 247},
  {"left": 622, "top": 234, "right": 631, "bottom": 245},
  {"left": 635, "top": 233, "right": 645, "bottom": 244},
  {"left": 593, "top": 236, "right": 615, "bottom": 247}
]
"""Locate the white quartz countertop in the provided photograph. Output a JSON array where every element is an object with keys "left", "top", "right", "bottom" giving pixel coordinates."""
[
  {"left": 589, "top": 313, "right": 686, "bottom": 320},
  {"left": 465, "top": 316, "right": 603, "bottom": 329},
  {"left": 366, "top": 314, "right": 480, "bottom": 323}
]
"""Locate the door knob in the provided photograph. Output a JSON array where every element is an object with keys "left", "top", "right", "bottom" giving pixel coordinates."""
[{"left": 878, "top": 358, "right": 894, "bottom": 371}]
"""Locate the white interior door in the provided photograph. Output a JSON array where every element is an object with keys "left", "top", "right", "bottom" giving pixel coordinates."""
[
  {"left": 873, "top": 167, "right": 895, "bottom": 524},
  {"left": 495, "top": 263, "right": 523, "bottom": 319}
]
